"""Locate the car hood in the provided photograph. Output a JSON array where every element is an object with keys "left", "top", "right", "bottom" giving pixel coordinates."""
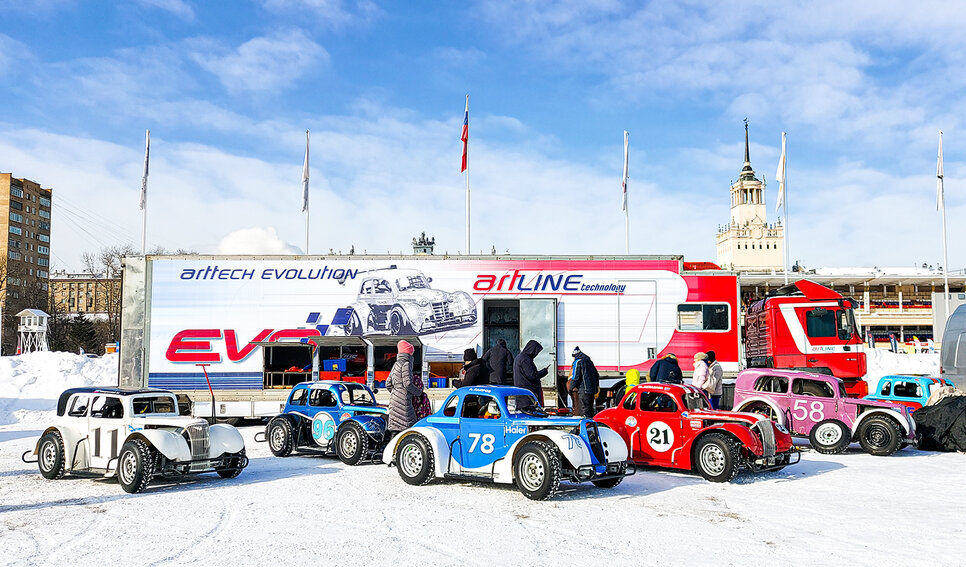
[
  {"left": 398, "top": 289, "right": 450, "bottom": 302},
  {"left": 684, "top": 409, "right": 765, "bottom": 426}
]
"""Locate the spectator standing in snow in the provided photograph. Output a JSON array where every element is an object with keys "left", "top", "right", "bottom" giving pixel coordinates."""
[
  {"left": 482, "top": 339, "right": 514, "bottom": 385},
  {"left": 692, "top": 352, "right": 709, "bottom": 389},
  {"left": 649, "top": 353, "right": 683, "bottom": 384},
  {"left": 514, "top": 339, "right": 548, "bottom": 405},
  {"left": 704, "top": 350, "right": 724, "bottom": 409},
  {"left": 387, "top": 340, "right": 422, "bottom": 432},
  {"left": 455, "top": 348, "right": 488, "bottom": 387},
  {"left": 568, "top": 346, "right": 600, "bottom": 417}
]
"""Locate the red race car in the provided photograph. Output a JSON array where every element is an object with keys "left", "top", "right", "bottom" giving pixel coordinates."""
[{"left": 595, "top": 383, "right": 799, "bottom": 482}]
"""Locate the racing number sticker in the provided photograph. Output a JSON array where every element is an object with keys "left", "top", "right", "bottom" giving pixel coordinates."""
[
  {"left": 646, "top": 421, "right": 674, "bottom": 453},
  {"left": 312, "top": 413, "right": 336, "bottom": 445}
]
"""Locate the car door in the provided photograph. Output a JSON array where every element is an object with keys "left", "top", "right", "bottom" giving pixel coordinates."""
[
  {"left": 87, "top": 395, "right": 126, "bottom": 470},
  {"left": 458, "top": 394, "right": 505, "bottom": 474},
  {"left": 634, "top": 391, "right": 685, "bottom": 466},
  {"left": 788, "top": 378, "right": 839, "bottom": 436}
]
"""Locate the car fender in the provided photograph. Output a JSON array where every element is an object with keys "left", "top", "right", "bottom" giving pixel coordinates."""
[
  {"left": 597, "top": 426, "right": 629, "bottom": 462},
  {"left": 128, "top": 430, "right": 191, "bottom": 462},
  {"left": 35, "top": 425, "right": 88, "bottom": 472},
  {"left": 735, "top": 396, "right": 787, "bottom": 427},
  {"left": 383, "top": 426, "right": 451, "bottom": 477},
  {"left": 853, "top": 408, "right": 913, "bottom": 436},
  {"left": 342, "top": 414, "right": 387, "bottom": 440},
  {"left": 209, "top": 423, "right": 245, "bottom": 457}
]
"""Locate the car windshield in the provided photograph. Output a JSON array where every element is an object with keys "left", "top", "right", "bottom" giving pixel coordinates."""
[
  {"left": 340, "top": 385, "right": 375, "bottom": 406},
  {"left": 132, "top": 395, "right": 177, "bottom": 415},
  {"left": 683, "top": 391, "right": 710, "bottom": 411},
  {"left": 396, "top": 275, "right": 430, "bottom": 291},
  {"left": 505, "top": 394, "right": 545, "bottom": 417}
]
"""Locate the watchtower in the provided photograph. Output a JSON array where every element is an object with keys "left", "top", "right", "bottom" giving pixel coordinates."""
[{"left": 16, "top": 309, "right": 49, "bottom": 353}]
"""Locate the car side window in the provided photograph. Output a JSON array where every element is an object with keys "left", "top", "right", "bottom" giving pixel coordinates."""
[
  {"left": 309, "top": 389, "right": 337, "bottom": 407},
  {"left": 792, "top": 379, "right": 835, "bottom": 398},
  {"left": 289, "top": 388, "right": 308, "bottom": 406},
  {"left": 754, "top": 376, "right": 788, "bottom": 393},
  {"left": 879, "top": 381, "right": 892, "bottom": 396},
  {"left": 90, "top": 396, "right": 124, "bottom": 419},
  {"left": 461, "top": 394, "right": 495, "bottom": 419},
  {"left": 360, "top": 280, "right": 374, "bottom": 295},
  {"left": 442, "top": 396, "right": 459, "bottom": 417},
  {"left": 893, "top": 381, "right": 921, "bottom": 398},
  {"left": 638, "top": 392, "right": 678, "bottom": 412},
  {"left": 375, "top": 279, "right": 391, "bottom": 294},
  {"left": 68, "top": 395, "right": 90, "bottom": 417},
  {"left": 622, "top": 391, "right": 638, "bottom": 410}
]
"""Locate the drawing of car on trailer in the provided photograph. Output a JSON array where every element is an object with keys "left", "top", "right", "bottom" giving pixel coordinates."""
[
  {"left": 382, "top": 385, "right": 633, "bottom": 500},
  {"left": 25, "top": 387, "right": 247, "bottom": 493}
]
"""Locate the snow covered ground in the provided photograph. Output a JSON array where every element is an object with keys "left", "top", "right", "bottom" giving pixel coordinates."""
[{"left": 1, "top": 351, "right": 964, "bottom": 566}]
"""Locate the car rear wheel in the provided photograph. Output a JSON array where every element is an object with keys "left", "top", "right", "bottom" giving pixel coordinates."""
[
  {"left": 693, "top": 433, "right": 740, "bottom": 482},
  {"left": 389, "top": 306, "right": 413, "bottom": 335},
  {"left": 857, "top": 415, "right": 903, "bottom": 456},
  {"left": 396, "top": 435, "right": 434, "bottom": 486},
  {"left": 38, "top": 431, "right": 66, "bottom": 480},
  {"left": 267, "top": 417, "right": 295, "bottom": 457},
  {"left": 337, "top": 422, "right": 370, "bottom": 465},
  {"left": 117, "top": 439, "right": 155, "bottom": 494},
  {"left": 514, "top": 441, "right": 561, "bottom": 500},
  {"left": 809, "top": 419, "right": 850, "bottom": 454}
]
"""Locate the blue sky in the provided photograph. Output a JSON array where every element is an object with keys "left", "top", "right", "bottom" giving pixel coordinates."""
[{"left": 1, "top": 0, "right": 963, "bottom": 272}]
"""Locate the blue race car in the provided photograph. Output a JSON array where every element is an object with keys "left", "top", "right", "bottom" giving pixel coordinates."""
[
  {"left": 865, "top": 375, "right": 955, "bottom": 412},
  {"left": 265, "top": 381, "right": 388, "bottom": 465},
  {"left": 382, "top": 385, "right": 633, "bottom": 500}
]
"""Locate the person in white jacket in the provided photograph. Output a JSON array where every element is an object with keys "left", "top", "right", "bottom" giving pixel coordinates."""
[{"left": 692, "top": 352, "right": 709, "bottom": 389}]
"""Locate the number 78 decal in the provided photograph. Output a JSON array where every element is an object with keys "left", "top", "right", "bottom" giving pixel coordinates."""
[{"left": 467, "top": 433, "right": 495, "bottom": 454}]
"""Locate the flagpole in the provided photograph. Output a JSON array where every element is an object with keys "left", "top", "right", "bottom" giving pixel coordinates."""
[
  {"left": 461, "top": 95, "right": 470, "bottom": 254},
  {"left": 776, "top": 132, "right": 789, "bottom": 284},
  {"left": 302, "top": 130, "right": 310, "bottom": 255},
  {"left": 140, "top": 129, "right": 150, "bottom": 255},
  {"left": 939, "top": 131, "right": 950, "bottom": 319},
  {"left": 622, "top": 130, "right": 629, "bottom": 254}
]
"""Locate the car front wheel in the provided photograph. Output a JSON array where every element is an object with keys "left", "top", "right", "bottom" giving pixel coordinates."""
[
  {"left": 857, "top": 415, "right": 903, "bottom": 456},
  {"left": 809, "top": 419, "right": 851, "bottom": 454},
  {"left": 117, "top": 439, "right": 155, "bottom": 494},
  {"left": 216, "top": 449, "right": 246, "bottom": 479},
  {"left": 693, "top": 433, "right": 740, "bottom": 482},
  {"left": 514, "top": 441, "right": 561, "bottom": 500}
]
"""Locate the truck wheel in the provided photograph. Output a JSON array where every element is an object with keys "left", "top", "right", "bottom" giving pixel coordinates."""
[
  {"left": 345, "top": 311, "right": 363, "bottom": 336},
  {"left": 857, "top": 415, "right": 903, "bottom": 456},
  {"left": 389, "top": 307, "right": 413, "bottom": 335},
  {"left": 216, "top": 449, "right": 246, "bottom": 479},
  {"left": 514, "top": 441, "right": 561, "bottom": 500},
  {"left": 38, "top": 431, "right": 66, "bottom": 480},
  {"left": 591, "top": 462, "right": 626, "bottom": 489},
  {"left": 117, "top": 439, "right": 155, "bottom": 494},
  {"left": 693, "top": 433, "right": 740, "bottom": 482},
  {"left": 267, "top": 417, "right": 295, "bottom": 457},
  {"left": 809, "top": 419, "right": 850, "bottom": 454},
  {"left": 337, "top": 422, "right": 370, "bottom": 465},
  {"left": 396, "top": 435, "right": 434, "bottom": 486}
]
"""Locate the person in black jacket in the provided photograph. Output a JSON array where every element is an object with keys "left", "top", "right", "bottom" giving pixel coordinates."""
[
  {"left": 482, "top": 339, "right": 514, "bottom": 385},
  {"left": 568, "top": 346, "right": 600, "bottom": 417},
  {"left": 649, "top": 353, "right": 683, "bottom": 384},
  {"left": 513, "top": 340, "right": 548, "bottom": 405},
  {"left": 455, "top": 348, "right": 488, "bottom": 388}
]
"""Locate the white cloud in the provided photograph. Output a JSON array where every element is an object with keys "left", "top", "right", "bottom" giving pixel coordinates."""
[
  {"left": 138, "top": 0, "right": 195, "bottom": 21},
  {"left": 216, "top": 227, "right": 302, "bottom": 254},
  {"left": 192, "top": 30, "right": 328, "bottom": 94},
  {"left": 257, "top": 0, "right": 380, "bottom": 28}
]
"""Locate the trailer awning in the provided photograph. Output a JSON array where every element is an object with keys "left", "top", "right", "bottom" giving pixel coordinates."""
[{"left": 362, "top": 335, "right": 423, "bottom": 348}]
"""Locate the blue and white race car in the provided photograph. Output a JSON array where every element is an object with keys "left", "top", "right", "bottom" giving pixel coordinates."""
[
  {"left": 382, "top": 385, "right": 633, "bottom": 500},
  {"left": 265, "top": 381, "right": 389, "bottom": 465}
]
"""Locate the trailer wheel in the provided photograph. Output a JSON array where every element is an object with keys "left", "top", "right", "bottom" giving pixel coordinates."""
[
  {"left": 38, "top": 431, "right": 66, "bottom": 480},
  {"left": 514, "top": 441, "right": 561, "bottom": 500},
  {"left": 809, "top": 419, "right": 850, "bottom": 454},
  {"left": 857, "top": 415, "right": 903, "bottom": 456},
  {"left": 389, "top": 306, "right": 413, "bottom": 335},
  {"left": 693, "top": 433, "right": 740, "bottom": 482},
  {"left": 267, "top": 417, "right": 295, "bottom": 457},
  {"left": 117, "top": 439, "right": 155, "bottom": 494},
  {"left": 337, "top": 422, "right": 370, "bottom": 465}
]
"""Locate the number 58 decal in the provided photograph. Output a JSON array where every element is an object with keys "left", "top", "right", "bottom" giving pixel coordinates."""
[{"left": 792, "top": 400, "right": 826, "bottom": 422}]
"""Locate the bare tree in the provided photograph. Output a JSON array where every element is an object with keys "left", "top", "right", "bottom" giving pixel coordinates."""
[{"left": 81, "top": 244, "right": 137, "bottom": 344}]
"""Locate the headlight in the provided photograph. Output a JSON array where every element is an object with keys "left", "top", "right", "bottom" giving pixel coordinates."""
[{"left": 416, "top": 297, "right": 430, "bottom": 306}]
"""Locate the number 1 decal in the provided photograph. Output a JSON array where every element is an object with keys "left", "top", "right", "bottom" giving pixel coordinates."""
[{"left": 646, "top": 421, "right": 674, "bottom": 453}]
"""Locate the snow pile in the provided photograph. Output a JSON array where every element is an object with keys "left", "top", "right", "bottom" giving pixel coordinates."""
[
  {"left": 0, "top": 352, "right": 118, "bottom": 425},
  {"left": 865, "top": 348, "right": 939, "bottom": 386}
]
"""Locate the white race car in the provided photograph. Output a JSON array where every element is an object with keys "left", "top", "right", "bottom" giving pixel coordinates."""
[{"left": 25, "top": 387, "right": 248, "bottom": 493}]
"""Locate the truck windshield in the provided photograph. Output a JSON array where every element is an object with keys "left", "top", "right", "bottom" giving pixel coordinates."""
[
  {"left": 837, "top": 309, "right": 856, "bottom": 340},
  {"left": 397, "top": 275, "right": 429, "bottom": 291}
]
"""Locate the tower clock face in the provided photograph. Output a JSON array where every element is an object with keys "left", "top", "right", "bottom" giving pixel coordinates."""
[{"left": 752, "top": 226, "right": 764, "bottom": 239}]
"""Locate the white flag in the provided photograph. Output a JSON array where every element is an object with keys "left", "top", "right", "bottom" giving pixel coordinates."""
[
  {"left": 775, "top": 132, "right": 786, "bottom": 212},
  {"left": 937, "top": 131, "right": 944, "bottom": 212},
  {"left": 139, "top": 129, "right": 150, "bottom": 211},
  {"left": 621, "top": 130, "right": 629, "bottom": 212},
  {"left": 302, "top": 130, "right": 310, "bottom": 212}
]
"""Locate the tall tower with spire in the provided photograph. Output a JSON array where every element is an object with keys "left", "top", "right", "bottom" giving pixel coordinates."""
[{"left": 715, "top": 120, "right": 784, "bottom": 271}]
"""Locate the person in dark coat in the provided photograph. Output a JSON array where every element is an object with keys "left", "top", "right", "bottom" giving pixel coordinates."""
[
  {"left": 568, "top": 346, "right": 600, "bottom": 417},
  {"left": 482, "top": 339, "right": 514, "bottom": 385},
  {"left": 513, "top": 339, "right": 548, "bottom": 405},
  {"left": 649, "top": 353, "right": 683, "bottom": 384},
  {"left": 387, "top": 340, "right": 422, "bottom": 432},
  {"left": 455, "top": 348, "right": 488, "bottom": 387}
]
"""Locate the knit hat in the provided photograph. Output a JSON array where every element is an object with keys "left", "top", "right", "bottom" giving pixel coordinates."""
[
  {"left": 706, "top": 350, "right": 716, "bottom": 363},
  {"left": 397, "top": 340, "right": 414, "bottom": 355},
  {"left": 463, "top": 348, "right": 478, "bottom": 362},
  {"left": 694, "top": 352, "right": 708, "bottom": 361},
  {"left": 572, "top": 346, "right": 581, "bottom": 357}
]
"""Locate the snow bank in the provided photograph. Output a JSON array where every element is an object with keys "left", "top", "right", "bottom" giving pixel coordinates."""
[
  {"left": 864, "top": 348, "right": 939, "bottom": 388},
  {"left": 0, "top": 352, "right": 118, "bottom": 425}
]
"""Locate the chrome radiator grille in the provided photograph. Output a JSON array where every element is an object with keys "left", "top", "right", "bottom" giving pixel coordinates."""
[
  {"left": 753, "top": 420, "right": 776, "bottom": 457},
  {"left": 431, "top": 302, "right": 457, "bottom": 322},
  {"left": 186, "top": 423, "right": 210, "bottom": 471}
]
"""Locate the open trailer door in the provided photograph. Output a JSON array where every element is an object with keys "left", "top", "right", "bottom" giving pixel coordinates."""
[
  {"left": 520, "top": 299, "right": 557, "bottom": 387},
  {"left": 362, "top": 334, "right": 424, "bottom": 389}
]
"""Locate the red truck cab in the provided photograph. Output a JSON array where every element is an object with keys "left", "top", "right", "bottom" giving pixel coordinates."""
[{"left": 744, "top": 280, "right": 867, "bottom": 396}]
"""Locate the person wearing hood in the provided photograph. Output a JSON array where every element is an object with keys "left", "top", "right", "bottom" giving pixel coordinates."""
[
  {"left": 568, "top": 346, "right": 600, "bottom": 417},
  {"left": 513, "top": 339, "right": 549, "bottom": 405},
  {"left": 649, "top": 353, "right": 683, "bottom": 384},
  {"left": 456, "top": 348, "right": 488, "bottom": 388},
  {"left": 704, "top": 350, "right": 724, "bottom": 409},
  {"left": 387, "top": 340, "right": 422, "bottom": 432},
  {"left": 481, "top": 339, "right": 514, "bottom": 385}
]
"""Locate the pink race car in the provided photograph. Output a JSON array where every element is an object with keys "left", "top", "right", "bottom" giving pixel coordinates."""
[{"left": 732, "top": 369, "right": 916, "bottom": 456}]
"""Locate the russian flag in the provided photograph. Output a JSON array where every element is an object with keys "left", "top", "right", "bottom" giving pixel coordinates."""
[{"left": 461, "top": 95, "right": 468, "bottom": 173}]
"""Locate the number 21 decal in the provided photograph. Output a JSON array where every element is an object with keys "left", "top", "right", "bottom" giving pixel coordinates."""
[{"left": 646, "top": 421, "right": 674, "bottom": 453}]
